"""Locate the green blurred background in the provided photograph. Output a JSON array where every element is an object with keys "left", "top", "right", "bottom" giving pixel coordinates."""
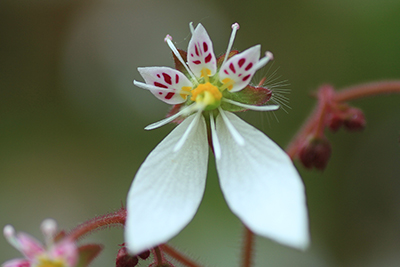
[{"left": 1, "top": 0, "right": 400, "bottom": 266}]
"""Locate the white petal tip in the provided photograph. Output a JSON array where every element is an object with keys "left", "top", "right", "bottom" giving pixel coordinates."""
[
  {"left": 266, "top": 51, "right": 274, "bottom": 61},
  {"left": 231, "top": 22, "right": 240, "bottom": 30}
]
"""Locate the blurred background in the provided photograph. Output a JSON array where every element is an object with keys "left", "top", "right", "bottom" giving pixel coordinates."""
[{"left": 1, "top": 0, "right": 400, "bottom": 266}]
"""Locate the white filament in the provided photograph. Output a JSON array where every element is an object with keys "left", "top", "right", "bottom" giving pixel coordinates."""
[
  {"left": 209, "top": 113, "right": 221, "bottom": 160},
  {"left": 222, "top": 23, "right": 240, "bottom": 67},
  {"left": 222, "top": 98, "right": 280, "bottom": 112},
  {"left": 218, "top": 108, "right": 245, "bottom": 146}
]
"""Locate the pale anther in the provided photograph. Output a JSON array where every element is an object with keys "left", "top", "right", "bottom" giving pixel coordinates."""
[
  {"left": 164, "top": 34, "right": 172, "bottom": 43},
  {"left": 254, "top": 51, "right": 274, "bottom": 71},
  {"left": 41, "top": 219, "right": 57, "bottom": 239}
]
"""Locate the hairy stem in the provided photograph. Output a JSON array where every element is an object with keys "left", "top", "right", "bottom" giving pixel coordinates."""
[
  {"left": 334, "top": 81, "right": 400, "bottom": 102},
  {"left": 68, "top": 208, "right": 126, "bottom": 241}
]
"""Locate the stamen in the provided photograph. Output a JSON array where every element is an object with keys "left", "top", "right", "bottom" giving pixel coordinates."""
[
  {"left": 173, "top": 111, "right": 202, "bottom": 152},
  {"left": 222, "top": 98, "right": 280, "bottom": 111},
  {"left": 133, "top": 80, "right": 191, "bottom": 95},
  {"left": 144, "top": 104, "right": 194, "bottom": 130},
  {"left": 200, "top": 68, "right": 210, "bottom": 83},
  {"left": 254, "top": 51, "right": 274, "bottom": 71},
  {"left": 218, "top": 108, "right": 245, "bottom": 146},
  {"left": 220, "top": 78, "right": 234, "bottom": 91},
  {"left": 3, "top": 225, "right": 20, "bottom": 250},
  {"left": 222, "top": 23, "right": 240, "bottom": 67},
  {"left": 41, "top": 219, "right": 57, "bottom": 247},
  {"left": 209, "top": 113, "right": 221, "bottom": 160},
  {"left": 164, "top": 35, "right": 198, "bottom": 83}
]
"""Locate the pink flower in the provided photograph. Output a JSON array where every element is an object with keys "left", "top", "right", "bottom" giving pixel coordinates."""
[{"left": 3, "top": 219, "right": 78, "bottom": 267}]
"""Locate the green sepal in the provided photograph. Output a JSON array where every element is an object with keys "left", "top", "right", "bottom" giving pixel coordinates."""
[
  {"left": 221, "top": 85, "right": 272, "bottom": 112},
  {"left": 76, "top": 244, "right": 104, "bottom": 267}
]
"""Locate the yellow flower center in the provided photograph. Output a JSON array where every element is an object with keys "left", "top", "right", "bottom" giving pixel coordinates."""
[
  {"left": 35, "top": 257, "right": 66, "bottom": 267},
  {"left": 190, "top": 82, "right": 222, "bottom": 111}
]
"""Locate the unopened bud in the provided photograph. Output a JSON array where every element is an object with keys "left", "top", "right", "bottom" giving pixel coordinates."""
[
  {"left": 343, "top": 108, "right": 366, "bottom": 131},
  {"left": 116, "top": 246, "right": 138, "bottom": 267},
  {"left": 299, "top": 136, "right": 332, "bottom": 170},
  {"left": 327, "top": 113, "right": 343, "bottom": 132}
]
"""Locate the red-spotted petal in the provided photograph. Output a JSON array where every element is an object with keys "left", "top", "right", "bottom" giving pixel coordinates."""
[
  {"left": 187, "top": 24, "right": 217, "bottom": 78},
  {"left": 50, "top": 240, "right": 79, "bottom": 267},
  {"left": 16, "top": 233, "right": 45, "bottom": 260},
  {"left": 2, "top": 258, "right": 31, "bottom": 267},
  {"left": 138, "top": 67, "right": 193, "bottom": 105},
  {"left": 219, "top": 45, "right": 261, "bottom": 92}
]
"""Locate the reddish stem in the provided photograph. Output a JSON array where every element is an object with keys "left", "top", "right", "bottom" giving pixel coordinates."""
[
  {"left": 160, "top": 244, "right": 203, "bottom": 267},
  {"left": 334, "top": 81, "right": 400, "bottom": 102},
  {"left": 242, "top": 227, "right": 255, "bottom": 267},
  {"left": 68, "top": 208, "right": 126, "bottom": 241}
]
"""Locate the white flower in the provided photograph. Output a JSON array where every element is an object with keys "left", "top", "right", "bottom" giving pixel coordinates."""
[{"left": 125, "top": 23, "right": 310, "bottom": 254}]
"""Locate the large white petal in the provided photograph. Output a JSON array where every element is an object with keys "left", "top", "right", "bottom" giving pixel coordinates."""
[
  {"left": 215, "top": 112, "right": 309, "bottom": 250},
  {"left": 125, "top": 114, "right": 209, "bottom": 254}
]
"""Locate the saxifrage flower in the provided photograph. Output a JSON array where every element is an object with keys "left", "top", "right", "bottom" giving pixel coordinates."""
[
  {"left": 2, "top": 219, "right": 78, "bottom": 267},
  {"left": 125, "top": 22, "right": 310, "bottom": 254}
]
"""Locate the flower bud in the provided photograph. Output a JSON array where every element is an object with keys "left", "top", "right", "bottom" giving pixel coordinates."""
[
  {"left": 343, "top": 107, "right": 366, "bottom": 131},
  {"left": 138, "top": 250, "right": 151, "bottom": 260},
  {"left": 326, "top": 113, "right": 343, "bottom": 132},
  {"left": 116, "top": 246, "right": 139, "bottom": 267},
  {"left": 299, "top": 136, "right": 332, "bottom": 170}
]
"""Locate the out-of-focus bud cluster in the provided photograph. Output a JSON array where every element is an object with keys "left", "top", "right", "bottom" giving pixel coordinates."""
[
  {"left": 116, "top": 244, "right": 151, "bottom": 267},
  {"left": 327, "top": 105, "right": 366, "bottom": 132},
  {"left": 297, "top": 85, "right": 366, "bottom": 170}
]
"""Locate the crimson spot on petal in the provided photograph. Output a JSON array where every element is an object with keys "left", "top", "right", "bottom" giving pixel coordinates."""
[
  {"left": 203, "top": 42, "right": 208, "bottom": 52},
  {"left": 154, "top": 82, "right": 168, "bottom": 88},
  {"left": 157, "top": 74, "right": 161, "bottom": 78},
  {"left": 238, "top": 58, "right": 245, "bottom": 68},
  {"left": 245, "top": 63, "right": 253, "bottom": 71},
  {"left": 193, "top": 60, "right": 201, "bottom": 65},
  {"left": 158, "top": 92, "right": 163, "bottom": 95},
  {"left": 162, "top": 73, "right": 172, "bottom": 85},
  {"left": 175, "top": 74, "right": 179, "bottom": 83},
  {"left": 242, "top": 74, "right": 251, "bottom": 81},
  {"left": 195, "top": 45, "right": 199, "bottom": 56},
  {"left": 205, "top": 53, "right": 212, "bottom": 63},
  {"left": 165, "top": 92, "right": 175, "bottom": 99},
  {"left": 229, "top": 63, "right": 236, "bottom": 74},
  {"left": 224, "top": 70, "right": 229, "bottom": 75}
]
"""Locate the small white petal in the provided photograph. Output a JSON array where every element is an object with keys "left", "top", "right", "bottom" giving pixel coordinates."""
[
  {"left": 125, "top": 114, "right": 209, "bottom": 254},
  {"left": 215, "top": 112, "right": 310, "bottom": 250},
  {"left": 219, "top": 45, "right": 262, "bottom": 92},
  {"left": 138, "top": 67, "right": 193, "bottom": 105},
  {"left": 187, "top": 23, "right": 217, "bottom": 78}
]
